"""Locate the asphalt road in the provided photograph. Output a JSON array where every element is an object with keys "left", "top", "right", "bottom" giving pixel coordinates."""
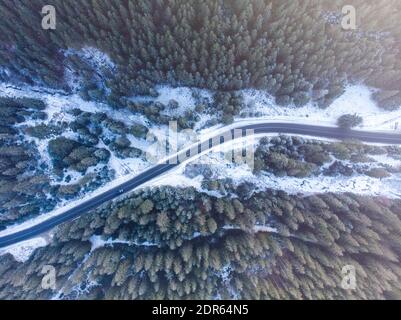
[{"left": 0, "top": 123, "right": 400, "bottom": 248}]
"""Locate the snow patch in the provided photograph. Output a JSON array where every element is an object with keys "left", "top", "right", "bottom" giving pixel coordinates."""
[
  {"left": 240, "top": 85, "right": 401, "bottom": 132},
  {"left": 209, "top": 153, "right": 401, "bottom": 199},
  {"left": 145, "top": 166, "right": 204, "bottom": 190},
  {"left": 0, "top": 237, "right": 48, "bottom": 262},
  {"left": 89, "top": 235, "right": 156, "bottom": 251},
  {"left": 370, "top": 154, "right": 401, "bottom": 168},
  {"left": 132, "top": 85, "right": 212, "bottom": 118}
]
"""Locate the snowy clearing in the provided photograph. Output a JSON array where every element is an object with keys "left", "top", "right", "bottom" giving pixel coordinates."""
[
  {"left": 0, "top": 237, "right": 48, "bottom": 262},
  {"left": 145, "top": 133, "right": 401, "bottom": 199},
  {"left": 239, "top": 85, "right": 401, "bottom": 132}
]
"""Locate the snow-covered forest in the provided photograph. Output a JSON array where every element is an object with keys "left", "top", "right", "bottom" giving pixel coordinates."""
[{"left": 0, "top": 0, "right": 401, "bottom": 300}]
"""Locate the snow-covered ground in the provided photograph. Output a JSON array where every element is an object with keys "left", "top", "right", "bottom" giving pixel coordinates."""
[
  {"left": 132, "top": 85, "right": 213, "bottom": 118},
  {"left": 0, "top": 83, "right": 147, "bottom": 129},
  {"left": 64, "top": 47, "right": 116, "bottom": 94},
  {"left": 1, "top": 81, "right": 401, "bottom": 261},
  {"left": 3, "top": 82, "right": 401, "bottom": 138},
  {"left": 0, "top": 237, "right": 48, "bottom": 262},
  {"left": 239, "top": 85, "right": 401, "bottom": 132},
  {"left": 3, "top": 128, "right": 399, "bottom": 261},
  {"left": 148, "top": 133, "right": 401, "bottom": 199},
  {"left": 370, "top": 154, "right": 401, "bottom": 167},
  {"left": 89, "top": 235, "right": 156, "bottom": 251}
]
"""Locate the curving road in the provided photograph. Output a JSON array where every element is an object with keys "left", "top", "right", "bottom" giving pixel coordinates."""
[{"left": 0, "top": 123, "right": 400, "bottom": 248}]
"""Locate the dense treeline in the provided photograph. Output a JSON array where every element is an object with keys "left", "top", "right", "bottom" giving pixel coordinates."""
[
  {"left": 0, "top": 0, "right": 401, "bottom": 116},
  {"left": 1, "top": 185, "right": 400, "bottom": 299},
  {"left": 0, "top": 97, "right": 55, "bottom": 227}
]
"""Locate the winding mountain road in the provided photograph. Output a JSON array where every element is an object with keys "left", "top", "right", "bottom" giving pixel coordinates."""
[{"left": 0, "top": 123, "right": 400, "bottom": 248}]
